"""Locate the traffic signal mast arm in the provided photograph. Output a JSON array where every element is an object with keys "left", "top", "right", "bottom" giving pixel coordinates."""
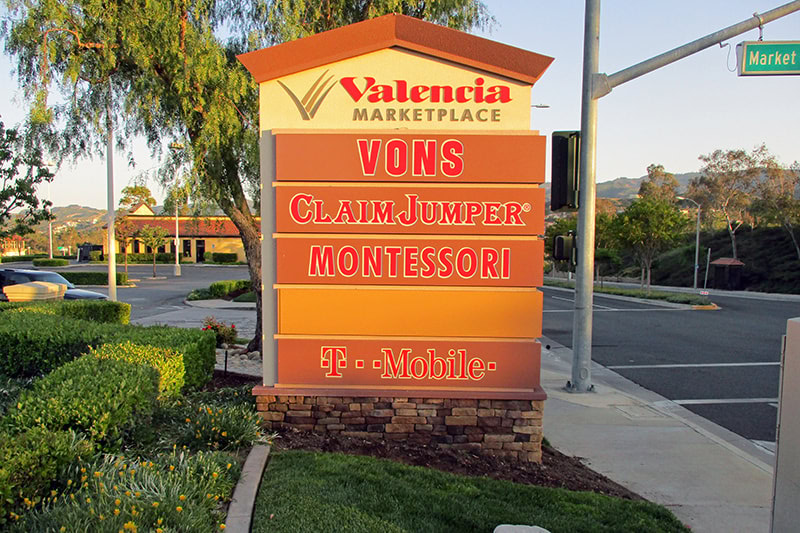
[{"left": 592, "top": 0, "right": 800, "bottom": 99}]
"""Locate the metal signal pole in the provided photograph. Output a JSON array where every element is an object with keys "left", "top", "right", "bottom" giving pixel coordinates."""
[{"left": 570, "top": 0, "right": 800, "bottom": 392}]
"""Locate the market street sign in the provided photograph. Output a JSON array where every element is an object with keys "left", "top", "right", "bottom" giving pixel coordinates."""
[{"left": 737, "top": 41, "right": 800, "bottom": 76}]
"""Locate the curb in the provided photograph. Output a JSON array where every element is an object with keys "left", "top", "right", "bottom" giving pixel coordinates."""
[
  {"left": 692, "top": 303, "right": 720, "bottom": 310},
  {"left": 225, "top": 444, "right": 271, "bottom": 533}
]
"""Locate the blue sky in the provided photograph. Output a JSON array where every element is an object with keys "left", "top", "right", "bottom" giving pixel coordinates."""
[{"left": 1, "top": 0, "right": 798, "bottom": 209}]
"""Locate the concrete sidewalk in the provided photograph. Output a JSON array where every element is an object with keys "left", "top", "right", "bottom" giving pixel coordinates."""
[
  {"left": 138, "top": 298, "right": 776, "bottom": 532},
  {"left": 542, "top": 336, "right": 774, "bottom": 532}
]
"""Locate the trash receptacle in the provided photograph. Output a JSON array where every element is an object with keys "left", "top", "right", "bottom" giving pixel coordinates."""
[{"left": 711, "top": 258, "right": 744, "bottom": 290}]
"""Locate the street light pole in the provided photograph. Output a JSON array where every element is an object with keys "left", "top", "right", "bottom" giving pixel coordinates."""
[
  {"left": 678, "top": 196, "right": 701, "bottom": 290},
  {"left": 47, "top": 181, "right": 53, "bottom": 259},
  {"left": 169, "top": 142, "right": 184, "bottom": 277}
]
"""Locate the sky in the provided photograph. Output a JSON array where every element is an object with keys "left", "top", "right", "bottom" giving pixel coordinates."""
[{"left": 1, "top": 0, "right": 798, "bottom": 209}]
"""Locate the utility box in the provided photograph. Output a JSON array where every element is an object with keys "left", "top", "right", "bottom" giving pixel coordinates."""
[
  {"left": 772, "top": 318, "right": 800, "bottom": 532},
  {"left": 3, "top": 281, "right": 66, "bottom": 302}
]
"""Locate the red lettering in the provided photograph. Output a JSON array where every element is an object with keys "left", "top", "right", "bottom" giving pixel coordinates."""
[
  {"left": 340, "top": 77, "right": 375, "bottom": 102},
  {"left": 332, "top": 200, "right": 357, "bottom": 224},
  {"left": 420, "top": 247, "right": 436, "bottom": 278},
  {"left": 501, "top": 248, "right": 511, "bottom": 279},
  {"left": 321, "top": 346, "right": 346, "bottom": 378},
  {"left": 410, "top": 356, "right": 428, "bottom": 379},
  {"left": 382, "top": 348, "right": 411, "bottom": 379},
  {"left": 337, "top": 246, "right": 359, "bottom": 277},
  {"left": 385, "top": 246, "right": 402, "bottom": 277},
  {"left": 385, "top": 139, "right": 407, "bottom": 177},
  {"left": 395, "top": 80, "right": 408, "bottom": 102},
  {"left": 309, "top": 245, "right": 334, "bottom": 277},
  {"left": 371, "top": 201, "right": 394, "bottom": 224},
  {"left": 429, "top": 349, "right": 447, "bottom": 380},
  {"left": 362, "top": 246, "right": 382, "bottom": 277},
  {"left": 412, "top": 140, "right": 436, "bottom": 176},
  {"left": 410, "top": 85, "right": 429, "bottom": 102},
  {"left": 456, "top": 248, "right": 478, "bottom": 279},
  {"left": 481, "top": 248, "right": 500, "bottom": 279},
  {"left": 468, "top": 357, "right": 486, "bottom": 380},
  {"left": 464, "top": 202, "right": 482, "bottom": 224},
  {"left": 438, "top": 247, "right": 454, "bottom": 278},
  {"left": 289, "top": 193, "right": 313, "bottom": 224},
  {"left": 484, "top": 202, "right": 502, "bottom": 225},
  {"left": 404, "top": 247, "right": 419, "bottom": 278},
  {"left": 474, "top": 78, "right": 485, "bottom": 103},
  {"left": 313, "top": 200, "right": 332, "bottom": 223},
  {"left": 440, "top": 140, "right": 464, "bottom": 177},
  {"left": 505, "top": 203, "right": 524, "bottom": 225},
  {"left": 430, "top": 85, "right": 453, "bottom": 103},
  {"left": 357, "top": 139, "right": 381, "bottom": 176},
  {"left": 455, "top": 86, "right": 472, "bottom": 103}
]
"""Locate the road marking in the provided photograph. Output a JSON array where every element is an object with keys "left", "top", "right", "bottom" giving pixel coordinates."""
[
  {"left": 551, "top": 296, "right": 574, "bottom": 303},
  {"left": 769, "top": 403, "right": 779, "bottom": 408},
  {"left": 608, "top": 362, "right": 780, "bottom": 370},
  {"left": 752, "top": 440, "right": 776, "bottom": 454},
  {"left": 672, "top": 398, "right": 778, "bottom": 405}
]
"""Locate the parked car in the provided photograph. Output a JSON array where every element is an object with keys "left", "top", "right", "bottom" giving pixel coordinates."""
[{"left": 0, "top": 268, "right": 107, "bottom": 301}]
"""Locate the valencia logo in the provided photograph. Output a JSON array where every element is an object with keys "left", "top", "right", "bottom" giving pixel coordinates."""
[{"left": 277, "top": 69, "right": 337, "bottom": 120}]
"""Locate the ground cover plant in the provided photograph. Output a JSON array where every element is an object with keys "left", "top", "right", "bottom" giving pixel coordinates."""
[
  {"left": 254, "top": 450, "right": 689, "bottom": 533},
  {"left": 59, "top": 271, "right": 129, "bottom": 287}
]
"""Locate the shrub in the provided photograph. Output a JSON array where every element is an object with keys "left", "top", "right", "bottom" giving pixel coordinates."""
[
  {"left": 202, "top": 316, "right": 237, "bottom": 347},
  {"left": 208, "top": 279, "right": 250, "bottom": 298},
  {"left": 0, "top": 254, "right": 47, "bottom": 263},
  {"left": 0, "top": 300, "right": 130, "bottom": 324},
  {"left": 88, "top": 252, "right": 177, "bottom": 263},
  {"left": 5, "top": 355, "right": 159, "bottom": 449},
  {"left": 0, "top": 313, "right": 103, "bottom": 377},
  {"left": 88, "top": 250, "right": 102, "bottom": 261},
  {"left": 210, "top": 252, "right": 238, "bottom": 263},
  {"left": 59, "top": 271, "right": 128, "bottom": 286},
  {"left": 0, "top": 312, "right": 214, "bottom": 388},
  {"left": 12, "top": 451, "right": 239, "bottom": 532},
  {"left": 91, "top": 342, "right": 185, "bottom": 400},
  {"left": 0, "top": 428, "right": 94, "bottom": 525},
  {"left": 31, "top": 258, "right": 69, "bottom": 267},
  {"left": 178, "top": 403, "right": 264, "bottom": 451}
]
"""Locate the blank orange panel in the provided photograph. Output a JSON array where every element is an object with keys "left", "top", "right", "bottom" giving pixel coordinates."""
[
  {"left": 275, "top": 132, "right": 545, "bottom": 183},
  {"left": 275, "top": 183, "right": 545, "bottom": 236},
  {"left": 276, "top": 337, "right": 541, "bottom": 391},
  {"left": 277, "top": 287, "right": 542, "bottom": 338},
  {"left": 276, "top": 235, "right": 543, "bottom": 287}
]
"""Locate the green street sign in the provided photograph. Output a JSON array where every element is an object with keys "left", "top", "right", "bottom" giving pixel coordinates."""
[{"left": 737, "top": 41, "right": 800, "bottom": 76}]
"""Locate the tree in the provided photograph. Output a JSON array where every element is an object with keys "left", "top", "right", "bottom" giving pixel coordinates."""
[
  {"left": 0, "top": 121, "right": 54, "bottom": 238},
  {"left": 115, "top": 216, "right": 137, "bottom": 273},
  {"left": 611, "top": 197, "right": 689, "bottom": 293},
  {"left": 3, "top": 0, "right": 492, "bottom": 353},
  {"left": 137, "top": 225, "right": 169, "bottom": 278},
  {"left": 639, "top": 164, "right": 679, "bottom": 202},
  {"left": 750, "top": 146, "right": 800, "bottom": 260},
  {"left": 119, "top": 186, "right": 156, "bottom": 208},
  {"left": 688, "top": 149, "right": 759, "bottom": 259}
]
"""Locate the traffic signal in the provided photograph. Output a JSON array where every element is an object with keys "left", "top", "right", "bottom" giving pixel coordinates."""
[
  {"left": 551, "top": 131, "right": 580, "bottom": 211},
  {"left": 553, "top": 233, "right": 576, "bottom": 265}
]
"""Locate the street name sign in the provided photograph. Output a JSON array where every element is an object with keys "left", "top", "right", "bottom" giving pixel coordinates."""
[{"left": 737, "top": 41, "right": 800, "bottom": 76}]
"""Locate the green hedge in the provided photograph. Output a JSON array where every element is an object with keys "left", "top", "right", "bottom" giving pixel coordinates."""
[
  {"left": 91, "top": 342, "right": 185, "bottom": 401},
  {"left": 5, "top": 355, "right": 159, "bottom": 449},
  {"left": 209, "top": 279, "right": 251, "bottom": 298},
  {"left": 95, "top": 252, "right": 177, "bottom": 263},
  {"left": 89, "top": 250, "right": 102, "bottom": 261},
  {"left": 0, "top": 300, "right": 131, "bottom": 325},
  {"left": 0, "top": 254, "right": 47, "bottom": 263},
  {"left": 211, "top": 252, "right": 238, "bottom": 263},
  {"left": 31, "top": 258, "right": 69, "bottom": 267},
  {"left": 60, "top": 271, "right": 128, "bottom": 286},
  {"left": 0, "top": 313, "right": 214, "bottom": 388},
  {"left": 0, "top": 428, "right": 94, "bottom": 525}
]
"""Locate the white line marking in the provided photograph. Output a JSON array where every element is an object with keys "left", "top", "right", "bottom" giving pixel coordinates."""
[
  {"left": 608, "top": 362, "right": 780, "bottom": 370},
  {"left": 673, "top": 398, "right": 778, "bottom": 405},
  {"left": 769, "top": 403, "right": 779, "bottom": 408},
  {"left": 551, "top": 296, "right": 574, "bottom": 303},
  {"left": 751, "top": 440, "right": 776, "bottom": 454}
]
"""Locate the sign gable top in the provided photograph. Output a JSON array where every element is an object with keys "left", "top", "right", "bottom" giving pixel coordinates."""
[{"left": 237, "top": 13, "right": 553, "bottom": 85}]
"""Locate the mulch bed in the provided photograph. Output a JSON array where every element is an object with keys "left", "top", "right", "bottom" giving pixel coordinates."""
[{"left": 209, "top": 370, "right": 641, "bottom": 501}]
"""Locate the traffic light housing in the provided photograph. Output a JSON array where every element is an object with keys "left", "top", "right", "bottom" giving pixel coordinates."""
[
  {"left": 551, "top": 131, "right": 580, "bottom": 211},
  {"left": 553, "top": 233, "right": 576, "bottom": 265}
]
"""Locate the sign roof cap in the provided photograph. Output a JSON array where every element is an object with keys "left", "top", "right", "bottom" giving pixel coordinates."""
[{"left": 237, "top": 13, "right": 553, "bottom": 85}]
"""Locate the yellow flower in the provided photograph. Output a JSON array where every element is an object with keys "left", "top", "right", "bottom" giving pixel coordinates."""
[
  {"left": 207, "top": 493, "right": 213, "bottom": 499},
  {"left": 85, "top": 497, "right": 91, "bottom": 503},
  {"left": 94, "top": 471, "right": 102, "bottom": 478},
  {"left": 176, "top": 506, "right": 183, "bottom": 512},
  {"left": 226, "top": 463, "right": 232, "bottom": 470},
  {"left": 81, "top": 468, "right": 86, "bottom": 473},
  {"left": 125, "top": 491, "right": 132, "bottom": 497},
  {"left": 115, "top": 498, "right": 121, "bottom": 506},
  {"left": 135, "top": 492, "right": 141, "bottom": 497},
  {"left": 169, "top": 465, "right": 175, "bottom": 471},
  {"left": 185, "top": 418, "right": 191, "bottom": 423},
  {"left": 179, "top": 495, "right": 186, "bottom": 501},
  {"left": 114, "top": 509, "right": 120, "bottom": 516},
  {"left": 51, "top": 490, "right": 58, "bottom": 497},
  {"left": 60, "top": 527, "right": 66, "bottom": 532},
  {"left": 100, "top": 514, "right": 105, "bottom": 520},
  {"left": 220, "top": 525, "right": 227, "bottom": 530},
  {"left": 123, "top": 521, "right": 137, "bottom": 532},
  {"left": 67, "top": 480, "right": 72, "bottom": 486},
  {"left": 212, "top": 472, "right": 219, "bottom": 478},
  {"left": 157, "top": 518, "right": 163, "bottom": 525},
  {"left": 157, "top": 529, "right": 163, "bottom": 533},
  {"left": 221, "top": 432, "right": 228, "bottom": 437},
  {"left": 152, "top": 502, "right": 160, "bottom": 508}
]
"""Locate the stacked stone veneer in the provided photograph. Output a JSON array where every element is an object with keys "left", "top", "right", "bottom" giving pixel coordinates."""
[{"left": 255, "top": 394, "right": 544, "bottom": 462}]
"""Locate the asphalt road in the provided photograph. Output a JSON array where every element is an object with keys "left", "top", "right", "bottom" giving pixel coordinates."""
[
  {"left": 58, "top": 263, "right": 251, "bottom": 320},
  {"left": 542, "top": 286, "right": 799, "bottom": 445}
]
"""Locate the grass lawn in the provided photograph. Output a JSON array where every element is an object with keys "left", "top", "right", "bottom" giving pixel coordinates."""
[{"left": 253, "top": 450, "right": 689, "bottom": 533}]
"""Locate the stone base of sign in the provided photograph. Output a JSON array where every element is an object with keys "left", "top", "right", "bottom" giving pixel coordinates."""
[{"left": 252, "top": 387, "right": 546, "bottom": 463}]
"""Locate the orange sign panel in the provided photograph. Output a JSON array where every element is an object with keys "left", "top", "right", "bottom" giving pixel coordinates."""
[
  {"left": 276, "top": 235, "right": 543, "bottom": 287},
  {"left": 275, "top": 132, "right": 545, "bottom": 183},
  {"left": 276, "top": 337, "right": 541, "bottom": 391},
  {"left": 275, "top": 183, "right": 545, "bottom": 235},
  {"left": 277, "top": 286, "right": 542, "bottom": 338}
]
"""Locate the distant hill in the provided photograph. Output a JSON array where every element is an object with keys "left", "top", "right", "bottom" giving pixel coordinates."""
[{"left": 543, "top": 172, "right": 700, "bottom": 200}]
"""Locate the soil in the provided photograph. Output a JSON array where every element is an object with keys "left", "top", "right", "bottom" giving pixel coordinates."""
[{"left": 208, "top": 371, "right": 641, "bottom": 501}]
